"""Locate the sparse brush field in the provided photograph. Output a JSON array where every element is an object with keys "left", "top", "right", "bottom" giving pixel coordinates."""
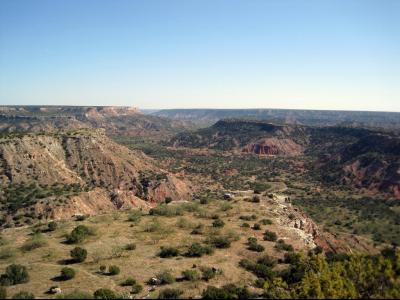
[{"left": 0, "top": 194, "right": 308, "bottom": 299}]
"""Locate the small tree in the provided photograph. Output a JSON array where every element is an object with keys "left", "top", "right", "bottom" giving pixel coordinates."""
[
  {"left": 5, "top": 264, "right": 29, "bottom": 285},
  {"left": 61, "top": 267, "right": 76, "bottom": 280},
  {"left": 263, "top": 230, "right": 278, "bottom": 242},
  {"left": 181, "top": 269, "right": 200, "bottom": 281},
  {"left": 158, "top": 246, "right": 179, "bottom": 258},
  {"left": 108, "top": 265, "right": 120, "bottom": 276},
  {"left": 70, "top": 247, "right": 87, "bottom": 263},
  {"left": 158, "top": 288, "right": 183, "bottom": 299},
  {"left": 212, "top": 219, "right": 225, "bottom": 228},
  {"left": 93, "top": 288, "right": 119, "bottom": 299},
  {"left": 48, "top": 221, "right": 58, "bottom": 232}
]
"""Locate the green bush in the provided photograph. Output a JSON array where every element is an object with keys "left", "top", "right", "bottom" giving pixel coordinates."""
[
  {"left": 185, "top": 243, "right": 213, "bottom": 257},
  {"left": 252, "top": 223, "right": 261, "bottom": 230},
  {"left": 61, "top": 267, "right": 76, "bottom": 280},
  {"left": 212, "top": 219, "right": 225, "bottom": 228},
  {"left": 70, "top": 247, "right": 87, "bottom": 263},
  {"left": 157, "top": 271, "right": 175, "bottom": 284},
  {"left": 248, "top": 242, "right": 264, "bottom": 252},
  {"left": 209, "top": 236, "right": 231, "bottom": 249},
  {"left": 3, "top": 264, "right": 29, "bottom": 285},
  {"left": 181, "top": 269, "right": 200, "bottom": 281},
  {"left": 275, "top": 240, "right": 294, "bottom": 252},
  {"left": 21, "top": 233, "right": 47, "bottom": 252},
  {"left": 48, "top": 221, "right": 58, "bottom": 231},
  {"left": 159, "top": 246, "right": 180, "bottom": 258},
  {"left": 260, "top": 219, "right": 273, "bottom": 225},
  {"left": 239, "top": 215, "right": 257, "bottom": 221},
  {"left": 131, "top": 283, "right": 143, "bottom": 294},
  {"left": 120, "top": 277, "right": 136, "bottom": 286},
  {"left": 12, "top": 291, "right": 35, "bottom": 299},
  {"left": 93, "top": 288, "right": 119, "bottom": 299},
  {"left": 125, "top": 243, "right": 136, "bottom": 251},
  {"left": 190, "top": 224, "right": 204, "bottom": 235},
  {"left": 99, "top": 265, "right": 106, "bottom": 274},
  {"left": 241, "top": 222, "right": 250, "bottom": 228},
  {"left": 200, "top": 267, "right": 219, "bottom": 281},
  {"left": 158, "top": 288, "right": 183, "bottom": 299},
  {"left": 127, "top": 210, "right": 142, "bottom": 223},
  {"left": 67, "top": 225, "right": 92, "bottom": 244},
  {"left": 165, "top": 197, "right": 173, "bottom": 204},
  {"left": 108, "top": 265, "right": 120, "bottom": 276},
  {"left": 263, "top": 230, "right": 278, "bottom": 242}
]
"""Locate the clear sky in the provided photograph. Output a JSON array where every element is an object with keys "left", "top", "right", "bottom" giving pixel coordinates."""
[{"left": 0, "top": 0, "right": 399, "bottom": 111}]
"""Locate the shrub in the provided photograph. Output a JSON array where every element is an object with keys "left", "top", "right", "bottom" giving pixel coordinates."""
[
  {"left": 70, "top": 247, "right": 87, "bottom": 263},
  {"left": 190, "top": 224, "right": 204, "bottom": 235},
  {"left": 75, "top": 215, "right": 87, "bottom": 221},
  {"left": 288, "top": 213, "right": 296, "bottom": 220},
  {"left": 263, "top": 230, "right": 278, "bottom": 242},
  {"left": 60, "top": 267, "right": 75, "bottom": 280},
  {"left": 159, "top": 247, "right": 180, "bottom": 258},
  {"left": 125, "top": 243, "right": 136, "bottom": 251},
  {"left": 120, "top": 277, "right": 136, "bottom": 286},
  {"left": 149, "top": 204, "right": 183, "bottom": 217},
  {"left": 185, "top": 243, "right": 213, "bottom": 257},
  {"left": 212, "top": 219, "right": 225, "bottom": 228},
  {"left": 275, "top": 240, "right": 294, "bottom": 252},
  {"left": 158, "top": 288, "right": 183, "bottom": 299},
  {"left": 241, "top": 222, "right": 250, "bottom": 228},
  {"left": 48, "top": 221, "right": 58, "bottom": 231},
  {"left": 4, "top": 264, "right": 29, "bottom": 285},
  {"left": 157, "top": 271, "right": 175, "bottom": 284},
  {"left": 93, "top": 288, "right": 119, "bottom": 299},
  {"left": 209, "top": 236, "right": 231, "bottom": 249},
  {"left": 21, "top": 233, "right": 47, "bottom": 252},
  {"left": 200, "top": 198, "right": 209, "bottom": 205},
  {"left": 252, "top": 223, "right": 261, "bottom": 230},
  {"left": 12, "top": 291, "right": 35, "bottom": 299},
  {"left": 131, "top": 283, "right": 143, "bottom": 294},
  {"left": 257, "top": 255, "right": 277, "bottom": 268},
  {"left": 248, "top": 242, "right": 264, "bottom": 252},
  {"left": 202, "top": 286, "right": 229, "bottom": 299},
  {"left": 0, "top": 287, "right": 6, "bottom": 299},
  {"left": 239, "top": 215, "right": 257, "bottom": 221},
  {"left": 108, "top": 265, "right": 120, "bottom": 276},
  {"left": 127, "top": 210, "right": 142, "bottom": 223},
  {"left": 252, "top": 196, "right": 260, "bottom": 203},
  {"left": 260, "top": 219, "right": 273, "bottom": 225},
  {"left": 99, "top": 265, "right": 106, "bottom": 274},
  {"left": 200, "top": 267, "right": 219, "bottom": 281},
  {"left": 67, "top": 225, "right": 92, "bottom": 244},
  {"left": 0, "top": 247, "right": 15, "bottom": 260},
  {"left": 181, "top": 269, "right": 200, "bottom": 281}
]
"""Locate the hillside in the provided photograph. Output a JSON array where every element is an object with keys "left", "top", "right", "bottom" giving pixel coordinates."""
[
  {"left": 153, "top": 108, "right": 400, "bottom": 131},
  {"left": 170, "top": 119, "right": 400, "bottom": 197},
  {"left": 0, "top": 129, "right": 191, "bottom": 225},
  {"left": 0, "top": 106, "right": 189, "bottom": 139}
]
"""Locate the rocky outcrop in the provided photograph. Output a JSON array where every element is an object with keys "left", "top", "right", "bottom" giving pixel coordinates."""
[
  {"left": 242, "top": 138, "right": 304, "bottom": 156},
  {"left": 0, "top": 129, "right": 192, "bottom": 221}
]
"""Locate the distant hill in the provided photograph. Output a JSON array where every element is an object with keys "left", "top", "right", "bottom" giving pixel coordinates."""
[
  {"left": 153, "top": 108, "right": 400, "bottom": 131},
  {"left": 0, "top": 129, "right": 191, "bottom": 226},
  {"left": 170, "top": 119, "right": 400, "bottom": 197},
  {"left": 0, "top": 106, "right": 189, "bottom": 138}
]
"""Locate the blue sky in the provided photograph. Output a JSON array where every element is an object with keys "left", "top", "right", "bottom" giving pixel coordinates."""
[{"left": 0, "top": 0, "right": 399, "bottom": 111}]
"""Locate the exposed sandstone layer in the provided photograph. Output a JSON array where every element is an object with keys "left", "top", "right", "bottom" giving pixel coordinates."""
[
  {"left": 242, "top": 138, "right": 304, "bottom": 156},
  {"left": 0, "top": 129, "right": 192, "bottom": 220}
]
